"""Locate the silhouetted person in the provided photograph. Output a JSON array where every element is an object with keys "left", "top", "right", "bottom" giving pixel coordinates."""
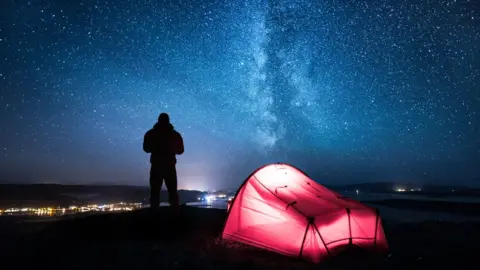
[{"left": 143, "top": 113, "right": 184, "bottom": 210}]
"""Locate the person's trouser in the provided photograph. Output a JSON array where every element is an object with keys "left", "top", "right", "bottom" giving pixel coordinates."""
[{"left": 149, "top": 164, "right": 179, "bottom": 209}]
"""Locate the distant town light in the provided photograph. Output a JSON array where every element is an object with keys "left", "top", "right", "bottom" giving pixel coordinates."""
[
  {"left": 205, "top": 195, "right": 216, "bottom": 202},
  {"left": 0, "top": 202, "right": 142, "bottom": 217}
]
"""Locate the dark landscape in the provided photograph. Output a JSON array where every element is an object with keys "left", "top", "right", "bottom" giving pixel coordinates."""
[
  {"left": 329, "top": 182, "right": 480, "bottom": 198},
  {"left": 0, "top": 184, "right": 208, "bottom": 207},
  {"left": 364, "top": 199, "right": 480, "bottom": 217},
  {"left": 1, "top": 206, "right": 479, "bottom": 269},
  {"left": 1, "top": 184, "right": 480, "bottom": 269},
  {"left": 1, "top": 182, "right": 479, "bottom": 208}
]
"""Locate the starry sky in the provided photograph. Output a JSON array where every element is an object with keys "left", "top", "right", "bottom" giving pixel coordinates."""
[{"left": 0, "top": 0, "right": 479, "bottom": 190}]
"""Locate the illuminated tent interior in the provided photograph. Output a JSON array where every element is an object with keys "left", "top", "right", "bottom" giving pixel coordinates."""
[{"left": 222, "top": 163, "right": 389, "bottom": 263}]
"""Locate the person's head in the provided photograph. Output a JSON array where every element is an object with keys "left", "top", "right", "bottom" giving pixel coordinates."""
[{"left": 158, "top": 112, "right": 170, "bottom": 124}]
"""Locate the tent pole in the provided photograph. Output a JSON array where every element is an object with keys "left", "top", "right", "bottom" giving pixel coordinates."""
[
  {"left": 347, "top": 208, "right": 352, "bottom": 245},
  {"left": 253, "top": 175, "right": 306, "bottom": 217},
  {"left": 374, "top": 208, "right": 379, "bottom": 246},
  {"left": 299, "top": 222, "right": 311, "bottom": 258},
  {"left": 313, "top": 223, "right": 331, "bottom": 256}
]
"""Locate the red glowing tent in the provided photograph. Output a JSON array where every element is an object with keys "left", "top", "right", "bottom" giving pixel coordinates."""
[{"left": 222, "top": 163, "right": 388, "bottom": 263}]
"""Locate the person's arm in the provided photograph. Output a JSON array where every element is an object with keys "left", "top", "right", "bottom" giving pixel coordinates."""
[
  {"left": 143, "top": 131, "right": 151, "bottom": 153},
  {"left": 175, "top": 132, "right": 184, "bottom": 155}
]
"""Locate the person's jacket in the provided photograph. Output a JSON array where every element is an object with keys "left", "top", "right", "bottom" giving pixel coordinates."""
[{"left": 143, "top": 122, "right": 184, "bottom": 165}]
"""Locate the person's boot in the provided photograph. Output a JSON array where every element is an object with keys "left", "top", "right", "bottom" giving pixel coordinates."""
[
  {"left": 149, "top": 206, "right": 159, "bottom": 217},
  {"left": 149, "top": 198, "right": 160, "bottom": 214}
]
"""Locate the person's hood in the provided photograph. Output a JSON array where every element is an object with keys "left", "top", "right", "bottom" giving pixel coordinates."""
[{"left": 153, "top": 122, "right": 174, "bottom": 131}]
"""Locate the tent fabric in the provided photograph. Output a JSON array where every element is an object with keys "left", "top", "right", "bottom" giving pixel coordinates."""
[{"left": 222, "top": 163, "right": 389, "bottom": 263}]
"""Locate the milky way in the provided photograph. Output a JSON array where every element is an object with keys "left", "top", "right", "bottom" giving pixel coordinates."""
[{"left": 0, "top": 0, "right": 479, "bottom": 189}]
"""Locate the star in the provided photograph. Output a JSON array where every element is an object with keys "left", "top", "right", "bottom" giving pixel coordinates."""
[{"left": 0, "top": 0, "right": 478, "bottom": 188}]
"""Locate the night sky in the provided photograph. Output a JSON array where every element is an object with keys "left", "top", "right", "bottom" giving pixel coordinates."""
[{"left": 0, "top": 0, "right": 479, "bottom": 190}]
